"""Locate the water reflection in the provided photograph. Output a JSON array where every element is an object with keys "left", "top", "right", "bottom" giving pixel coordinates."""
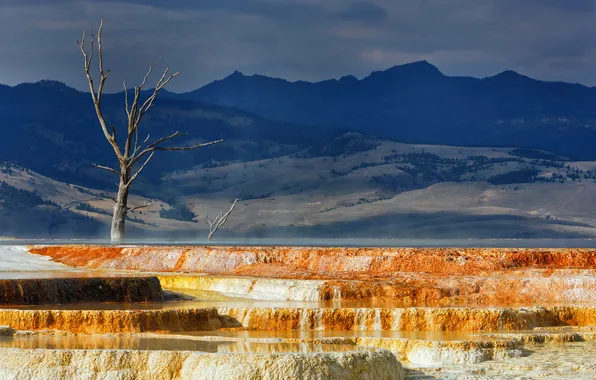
[
  {"left": 180, "top": 327, "right": 596, "bottom": 342},
  {"left": 0, "top": 335, "right": 366, "bottom": 353}
]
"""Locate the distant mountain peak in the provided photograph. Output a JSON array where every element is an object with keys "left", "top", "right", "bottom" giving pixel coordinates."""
[
  {"left": 390, "top": 60, "right": 442, "bottom": 73},
  {"left": 489, "top": 70, "right": 531, "bottom": 82},
  {"left": 403, "top": 60, "right": 434, "bottom": 67},
  {"left": 339, "top": 75, "right": 358, "bottom": 83},
  {"left": 228, "top": 70, "right": 245, "bottom": 78},
  {"left": 499, "top": 69, "right": 520, "bottom": 76},
  {"left": 13, "top": 80, "right": 77, "bottom": 93},
  {"left": 368, "top": 60, "right": 444, "bottom": 81},
  {"left": 35, "top": 80, "right": 75, "bottom": 91}
]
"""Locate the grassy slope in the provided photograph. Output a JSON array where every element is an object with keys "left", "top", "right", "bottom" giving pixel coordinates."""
[
  {"left": 2, "top": 137, "right": 596, "bottom": 239},
  {"left": 164, "top": 138, "right": 596, "bottom": 238}
]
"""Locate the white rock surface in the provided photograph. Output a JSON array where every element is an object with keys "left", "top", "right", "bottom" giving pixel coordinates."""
[
  {"left": 0, "top": 246, "right": 67, "bottom": 271},
  {"left": 0, "top": 348, "right": 405, "bottom": 380}
]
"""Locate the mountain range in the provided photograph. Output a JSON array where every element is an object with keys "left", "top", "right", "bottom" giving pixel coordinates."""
[
  {"left": 0, "top": 79, "right": 325, "bottom": 191},
  {"left": 174, "top": 60, "right": 596, "bottom": 160},
  {"left": 2, "top": 61, "right": 596, "bottom": 239}
]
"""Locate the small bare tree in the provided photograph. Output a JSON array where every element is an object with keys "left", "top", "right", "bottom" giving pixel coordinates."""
[
  {"left": 206, "top": 199, "right": 238, "bottom": 240},
  {"left": 78, "top": 20, "right": 222, "bottom": 244}
]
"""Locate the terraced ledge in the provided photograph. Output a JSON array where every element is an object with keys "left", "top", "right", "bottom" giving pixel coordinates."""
[
  {"left": 158, "top": 275, "right": 330, "bottom": 302},
  {"left": 142, "top": 328, "right": 596, "bottom": 365},
  {"left": 0, "top": 348, "right": 404, "bottom": 380},
  {"left": 29, "top": 246, "right": 596, "bottom": 306},
  {"left": 217, "top": 305, "right": 596, "bottom": 331},
  {"left": 0, "top": 277, "right": 163, "bottom": 305},
  {"left": 483, "top": 330, "right": 596, "bottom": 345},
  {"left": 0, "top": 305, "right": 593, "bottom": 334},
  {"left": 156, "top": 271, "right": 596, "bottom": 305},
  {"left": 352, "top": 336, "right": 521, "bottom": 365},
  {"left": 29, "top": 246, "right": 596, "bottom": 277},
  {"left": 352, "top": 332, "right": 594, "bottom": 365},
  {"left": 0, "top": 308, "right": 227, "bottom": 334},
  {"left": 147, "top": 333, "right": 523, "bottom": 366}
]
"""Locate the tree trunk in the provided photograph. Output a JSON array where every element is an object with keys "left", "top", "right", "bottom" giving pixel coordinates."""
[{"left": 110, "top": 173, "right": 130, "bottom": 244}]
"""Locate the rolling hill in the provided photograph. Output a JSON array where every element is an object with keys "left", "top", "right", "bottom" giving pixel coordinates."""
[
  {"left": 0, "top": 80, "right": 326, "bottom": 192},
  {"left": 163, "top": 133, "right": 596, "bottom": 239},
  {"left": 2, "top": 134, "right": 595, "bottom": 240}
]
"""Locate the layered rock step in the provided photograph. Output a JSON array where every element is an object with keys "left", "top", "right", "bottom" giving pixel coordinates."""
[
  {"left": 0, "top": 326, "right": 593, "bottom": 378},
  {"left": 0, "top": 275, "right": 164, "bottom": 305},
  {"left": 219, "top": 305, "right": 596, "bottom": 331},
  {"left": 0, "top": 307, "right": 225, "bottom": 333},
  {"left": 156, "top": 271, "right": 596, "bottom": 305},
  {"left": 150, "top": 327, "right": 596, "bottom": 365},
  {"left": 10, "top": 245, "right": 596, "bottom": 378},
  {"left": 29, "top": 245, "right": 596, "bottom": 307},
  {"left": 0, "top": 304, "right": 593, "bottom": 333},
  {"left": 29, "top": 246, "right": 596, "bottom": 277}
]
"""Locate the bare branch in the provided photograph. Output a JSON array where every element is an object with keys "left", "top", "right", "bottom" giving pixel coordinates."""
[
  {"left": 132, "top": 135, "right": 223, "bottom": 167},
  {"left": 139, "top": 58, "right": 161, "bottom": 91},
  {"left": 133, "top": 124, "right": 139, "bottom": 155},
  {"left": 123, "top": 80, "right": 130, "bottom": 116},
  {"left": 130, "top": 131, "right": 184, "bottom": 165},
  {"left": 126, "top": 151, "right": 154, "bottom": 187},
  {"left": 144, "top": 131, "right": 183, "bottom": 148},
  {"left": 95, "top": 19, "right": 110, "bottom": 105},
  {"left": 207, "top": 199, "right": 238, "bottom": 240},
  {"left": 88, "top": 26, "right": 94, "bottom": 75},
  {"left": 132, "top": 133, "right": 151, "bottom": 158},
  {"left": 137, "top": 69, "right": 179, "bottom": 122},
  {"left": 126, "top": 59, "right": 160, "bottom": 125},
  {"left": 77, "top": 20, "right": 123, "bottom": 161},
  {"left": 92, "top": 163, "right": 119, "bottom": 175},
  {"left": 109, "top": 123, "right": 117, "bottom": 141},
  {"left": 127, "top": 201, "right": 152, "bottom": 212},
  {"left": 77, "top": 31, "right": 95, "bottom": 102},
  {"left": 124, "top": 59, "right": 165, "bottom": 157},
  {"left": 153, "top": 138, "right": 223, "bottom": 152}
]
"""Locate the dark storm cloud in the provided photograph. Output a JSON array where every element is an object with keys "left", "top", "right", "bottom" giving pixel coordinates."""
[
  {"left": 499, "top": 0, "right": 596, "bottom": 13},
  {"left": 0, "top": 0, "right": 596, "bottom": 92},
  {"left": 338, "top": 2, "right": 389, "bottom": 22}
]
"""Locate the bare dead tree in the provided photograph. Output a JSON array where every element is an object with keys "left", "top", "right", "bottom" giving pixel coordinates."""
[
  {"left": 78, "top": 20, "right": 223, "bottom": 244},
  {"left": 206, "top": 199, "right": 238, "bottom": 240}
]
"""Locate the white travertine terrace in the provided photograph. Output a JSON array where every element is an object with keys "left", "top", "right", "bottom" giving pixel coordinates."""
[
  {"left": 0, "top": 245, "right": 593, "bottom": 378},
  {"left": 0, "top": 348, "right": 404, "bottom": 380}
]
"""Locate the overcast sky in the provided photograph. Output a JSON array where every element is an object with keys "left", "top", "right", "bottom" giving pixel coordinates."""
[{"left": 1, "top": 0, "right": 596, "bottom": 92}]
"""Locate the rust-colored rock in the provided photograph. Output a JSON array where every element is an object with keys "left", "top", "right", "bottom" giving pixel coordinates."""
[
  {"left": 29, "top": 246, "right": 596, "bottom": 307},
  {"left": 0, "top": 277, "right": 163, "bottom": 305},
  {"left": 319, "top": 269, "right": 596, "bottom": 306},
  {"left": 29, "top": 246, "right": 596, "bottom": 277}
]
